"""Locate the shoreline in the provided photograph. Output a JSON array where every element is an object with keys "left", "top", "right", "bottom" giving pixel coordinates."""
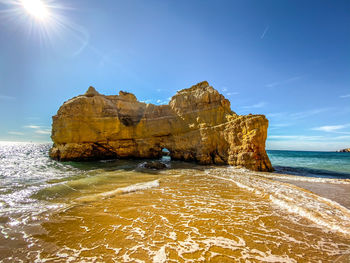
[
  {"left": 241, "top": 168, "right": 350, "bottom": 209},
  {"left": 278, "top": 179, "right": 350, "bottom": 209}
]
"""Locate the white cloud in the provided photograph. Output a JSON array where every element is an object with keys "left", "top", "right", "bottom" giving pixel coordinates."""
[
  {"left": 267, "top": 135, "right": 350, "bottom": 151},
  {"left": 35, "top": 129, "right": 51, "bottom": 135},
  {"left": 269, "top": 123, "right": 293, "bottom": 130},
  {"left": 266, "top": 140, "right": 350, "bottom": 151},
  {"left": 260, "top": 26, "right": 269, "bottom": 39},
  {"left": 289, "top": 108, "right": 332, "bottom": 119},
  {"left": 269, "top": 134, "right": 350, "bottom": 141},
  {"left": 8, "top": 131, "right": 24, "bottom": 136},
  {"left": 266, "top": 108, "right": 332, "bottom": 120},
  {"left": 269, "top": 135, "right": 324, "bottom": 141},
  {"left": 265, "top": 75, "right": 302, "bottom": 88},
  {"left": 23, "top": 125, "right": 51, "bottom": 135},
  {"left": 242, "top": 102, "right": 266, "bottom": 109},
  {"left": 155, "top": 98, "right": 171, "bottom": 105},
  {"left": 340, "top": 94, "right": 350, "bottom": 98},
  {"left": 24, "top": 125, "right": 41, "bottom": 129},
  {"left": 226, "top": 92, "right": 239, "bottom": 96},
  {"left": 312, "top": 125, "right": 348, "bottom": 132}
]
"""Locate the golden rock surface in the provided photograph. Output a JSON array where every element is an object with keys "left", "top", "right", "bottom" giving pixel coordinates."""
[{"left": 50, "top": 81, "right": 273, "bottom": 171}]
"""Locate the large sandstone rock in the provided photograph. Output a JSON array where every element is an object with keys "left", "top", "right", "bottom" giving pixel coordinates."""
[{"left": 50, "top": 81, "right": 273, "bottom": 171}]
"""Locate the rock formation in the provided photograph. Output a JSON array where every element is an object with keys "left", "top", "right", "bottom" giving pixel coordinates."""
[
  {"left": 50, "top": 81, "right": 273, "bottom": 171},
  {"left": 143, "top": 161, "right": 167, "bottom": 170}
]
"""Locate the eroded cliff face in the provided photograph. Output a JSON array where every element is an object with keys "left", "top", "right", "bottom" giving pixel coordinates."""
[{"left": 50, "top": 81, "right": 273, "bottom": 171}]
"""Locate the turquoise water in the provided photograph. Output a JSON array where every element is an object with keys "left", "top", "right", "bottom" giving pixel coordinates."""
[{"left": 267, "top": 150, "right": 350, "bottom": 178}]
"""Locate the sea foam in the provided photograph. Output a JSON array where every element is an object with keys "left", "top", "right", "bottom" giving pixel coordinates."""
[
  {"left": 208, "top": 167, "right": 350, "bottom": 236},
  {"left": 77, "top": 179, "right": 160, "bottom": 202}
]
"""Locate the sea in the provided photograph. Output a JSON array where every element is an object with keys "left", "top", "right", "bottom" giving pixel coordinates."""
[{"left": 0, "top": 142, "right": 349, "bottom": 262}]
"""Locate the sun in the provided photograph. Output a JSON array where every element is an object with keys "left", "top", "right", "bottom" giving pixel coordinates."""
[
  {"left": 20, "top": 0, "right": 50, "bottom": 20},
  {"left": 1, "top": 0, "right": 89, "bottom": 53}
]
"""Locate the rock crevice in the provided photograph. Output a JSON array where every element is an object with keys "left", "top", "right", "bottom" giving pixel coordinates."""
[{"left": 50, "top": 81, "right": 273, "bottom": 171}]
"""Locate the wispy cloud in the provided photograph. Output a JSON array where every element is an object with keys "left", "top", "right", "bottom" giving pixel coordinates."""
[
  {"left": 311, "top": 123, "right": 350, "bottom": 134},
  {"left": 35, "top": 129, "right": 51, "bottom": 135},
  {"left": 260, "top": 26, "right": 269, "bottom": 39},
  {"left": 340, "top": 94, "right": 350, "bottom": 98},
  {"left": 267, "top": 140, "right": 350, "bottom": 151},
  {"left": 8, "top": 131, "right": 24, "bottom": 136},
  {"left": 0, "top": 94, "right": 15, "bottom": 101},
  {"left": 269, "top": 135, "right": 324, "bottom": 141},
  {"left": 155, "top": 97, "right": 171, "bottom": 105},
  {"left": 269, "top": 123, "right": 293, "bottom": 130},
  {"left": 269, "top": 134, "right": 350, "bottom": 141},
  {"left": 140, "top": 99, "right": 152, "bottom": 104},
  {"left": 242, "top": 102, "right": 266, "bottom": 109},
  {"left": 23, "top": 125, "right": 51, "bottom": 135},
  {"left": 289, "top": 108, "right": 332, "bottom": 120},
  {"left": 265, "top": 75, "right": 302, "bottom": 88},
  {"left": 226, "top": 92, "right": 239, "bottom": 96},
  {"left": 267, "top": 108, "right": 333, "bottom": 121},
  {"left": 24, "top": 125, "right": 41, "bottom": 129},
  {"left": 312, "top": 124, "right": 348, "bottom": 132}
]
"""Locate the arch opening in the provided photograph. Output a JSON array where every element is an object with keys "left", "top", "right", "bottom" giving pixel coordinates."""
[{"left": 161, "top": 148, "right": 171, "bottom": 162}]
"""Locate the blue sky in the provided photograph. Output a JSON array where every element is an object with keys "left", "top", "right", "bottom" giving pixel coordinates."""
[{"left": 0, "top": 0, "right": 349, "bottom": 151}]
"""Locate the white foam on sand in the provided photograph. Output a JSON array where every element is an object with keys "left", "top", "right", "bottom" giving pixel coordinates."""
[
  {"left": 153, "top": 246, "right": 167, "bottom": 263},
  {"left": 208, "top": 167, "right": 350, "bottom": 236},
  {"left": 76, "top": 179, "right": 160, "bottom": 202},
  {"left": 260, "top": 173, "right": 350, "bottom": 185}
]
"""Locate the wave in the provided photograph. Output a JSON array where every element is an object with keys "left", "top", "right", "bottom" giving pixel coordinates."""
[
  {"left": 228, "top": 166, "right": 350, "bottom": 185},
  {"left": 259, "top": 172, "right": 350, "bottom": 185},
  {"left": 207, "top": 167, "right": 350, "bottom": 236},
  {"left": 76, "top": 179, "right": 160, "bottom": 202},
  {"left": 273, "top": 165, "right": 350, "bottom": 179}
]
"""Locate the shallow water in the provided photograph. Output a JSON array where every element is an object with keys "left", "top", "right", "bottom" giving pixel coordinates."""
[
  {"left": 267, "top": 150, "right": 350, "bottom": 178},
  {"left": 0, "top": 142, "right": 350, "bottom": 262}
]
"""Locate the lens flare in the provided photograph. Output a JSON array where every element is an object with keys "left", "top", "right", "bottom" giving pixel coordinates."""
[
  {"left": 0, "top": 0, "right": 90, "bottom": 55},
  {"left": 20, "top": 0, "right": 50, "bottom": 20}
]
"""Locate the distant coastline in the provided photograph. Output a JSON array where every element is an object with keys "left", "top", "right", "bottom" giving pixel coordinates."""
[{"left": 337, "top": 148, "right": 350, "bottom": 152}]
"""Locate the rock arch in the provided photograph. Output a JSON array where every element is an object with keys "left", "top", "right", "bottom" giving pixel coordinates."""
[{"left": 50, "top": 81, "right": 273, "bottom": 172}]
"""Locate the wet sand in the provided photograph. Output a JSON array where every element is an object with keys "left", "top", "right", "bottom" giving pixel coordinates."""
[
  {"left": 2, "top": 166, "right": 349, "bottom": 262},
  {"left": 1, "top": 165, "right": 350, "bottom": 262},
  {"left": 278, "top": 180, "right": 350, "bottom": 209}
]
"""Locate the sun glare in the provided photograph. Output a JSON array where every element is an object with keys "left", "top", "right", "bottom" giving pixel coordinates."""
[
  {"left": 1, "top": 0, "right": 89, "bottom": 54},
  {"left": 20, "top": 0, "right": 50, "bottom": 20}
]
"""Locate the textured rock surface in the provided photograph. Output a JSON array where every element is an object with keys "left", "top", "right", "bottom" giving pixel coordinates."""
[
  {"left": 50, "top": 81, "right": 273, "bottom": 171},
  {"left": 337, "top": 148, "right": 350, "bottom": 152},
  {"left": 143, "top": 161, "right": 167, "bottom": 170}
]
